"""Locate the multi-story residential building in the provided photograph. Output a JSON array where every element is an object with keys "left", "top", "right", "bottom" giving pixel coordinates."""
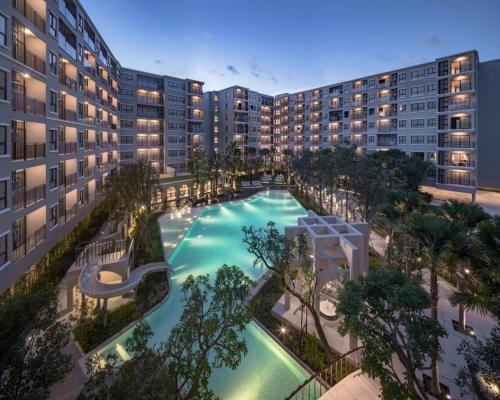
[
  {"left": 272, "top": 51, "right": 480, "bottom": 198},
  {"left": 205, "top": 86, "right": 273, "bottom": 155},
  {"left": 0, "top": 0, "right": 119, "bottom": 292},
  {"left": 118, "top": 68, "right": 204, "bottom": 174}
]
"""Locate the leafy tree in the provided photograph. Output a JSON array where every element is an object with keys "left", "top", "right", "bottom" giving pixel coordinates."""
[
  {"left": 282, "top": 148, "right": 294, "bottom": 184},
  {"left": 208, "top": 151, "right": 225, "bottom": 196},
  {"left": 104, "top": 161, "right": 160, "bottom": 251},
  {"left": 333, "top": 146, "right": 357, "bottom": 221},
  {"left": 79, "top": 321, "right": 175, "bottom": 400},
  {"left": 224, "top": 142, "right": 242, "bottom": 189},
  {"left": 188, "top": 145, "right": 210, "bottom": 198},
  {"left": 407, "top": 209, "right": 464, "bottom": 396},
  {"left": 456, "top": 324, "right": 500, "bottom": 399},
  {"left": 166, "top": 265, "right": 253, "bottom": 399},
  {"left": 336, "top": 268, "right": 446, "bottom": 400},
  {"left": 242, "top": 222, "right": 336, "bottom": 362},
  {"left": 0, "top": 283, "right": 72, "bottom": 400}
]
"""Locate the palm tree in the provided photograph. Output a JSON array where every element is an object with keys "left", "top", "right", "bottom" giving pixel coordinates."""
[
  {"left": 187, "top": 145, "right": 208, "bottom": 198},
  {"left": 258, "top": 148, "right": 270, "bottom": 174},
  {"left": 208, "top": 151, "right": 224, "bottom": 196},
  {"left": 246, "top": 146, "right": 257, "bottom": 176},
  {"left": 269, "top": 146, "right": 277, "bottom": 177},
  {"left": 440, "top": 200, "right": 488, "bottom": 333},
  {"left": 224, "top": 142, "right": 242, "bottom": 189},
  {"left": 450, "top": 215, "right": 500, "bottom": 320},
  {"left": 379, "top": 190, "right": 428, "bottom": 271},
  {"left": 407, "top": 210, "right": 464, "bottom": 396},
  {"left": 282, "top": 148, "right": 293, "bottom": 184}
]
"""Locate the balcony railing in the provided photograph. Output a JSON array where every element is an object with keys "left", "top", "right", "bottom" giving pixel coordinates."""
[
  {"left": 451, "top": 61, "right": 472, "bottom": 75},
  {"left": 26, "top": 225, "right": 46, "bottom": 253},
  {"left": 59, "top": 108, "right": 77, "bottom": 122},
  {"left": 84, "top": 166, "right": 96, "bottom": 177},
  {"left": 63, "top": 172, "right": 77, "bottom": 187},
  {"left": 438, "top": 137, "right": 475, "bottom": 149},
  {"left": 84, "top": 141, "right": 96, "bottom": 150},
  {"left": 12, "top": 142, "right": 45, "bottom": 160},
  {"left": 58, "top": 35, "right": 77, "bottom": 60},
  {"left": 84, "top": 62, "right": 96, "bottom": 77},
  {"left": 58, "top": 141, "right": 77, "bottom": 155},
  {"left": 188, "top": 114, "right": 203, "bottom": 121},
  {"left": 447, "top": 98, "right": 474, "bottom": 112},
  {"left": 66, "top": 204, "right": 77, "bottom": 221},
  {"left": 13, "top": 40, "right": 46, "bottom": 74},
  {"left": 59, "top": 72, "right": 77, "bottom": 91},
  {"left": 137, "top": 95, "right": 163, "bottom": 105},
  {"left": 377, "top": 138, "right": 398, "bottom": 147},
  {"left": 438, "top": 158, "right": 474, "bottom": 167},
  {"left": 12, "top": 183, "right": 46, "bottom": 211},
  {"left": 13, "top": 0, "right": 46, "bottom": 33},
  {"left": 377, "top": 125, "right": 397, "bottom": 133},
  {"left": 451, "top": 82, "right": 472, "bottom": 93},
  {"left": 438, "top": 172, "right": 474, "bottom": 187},
  {"left": 13, "top": 91, "right": 45, "bottom": 116}
]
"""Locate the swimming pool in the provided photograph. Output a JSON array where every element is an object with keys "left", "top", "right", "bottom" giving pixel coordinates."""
[{"left": 99, "top": 190, "right": 310, "bottom": 399}]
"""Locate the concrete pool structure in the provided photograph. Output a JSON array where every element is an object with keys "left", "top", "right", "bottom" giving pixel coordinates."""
[{"left": 92, "top": 190, "right": 316, "bottom": 399}]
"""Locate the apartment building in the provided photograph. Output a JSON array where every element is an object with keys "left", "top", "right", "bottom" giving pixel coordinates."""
[
  {"left": 118, "top": 68, "right": 204, "bottom": 174},
  {"left": 0, "top": 0, "right": 119, "bottom": 292},
  {"left": 273, "top": 51, "right": 479, "bottom": 197},
  {"left": 205, "top": 86, "right": 273, "bottom": 155}
]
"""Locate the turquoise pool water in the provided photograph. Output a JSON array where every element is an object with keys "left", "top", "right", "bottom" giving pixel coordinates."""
[{"left": 99, "top": 190, "right": 310, "bottom": 399}]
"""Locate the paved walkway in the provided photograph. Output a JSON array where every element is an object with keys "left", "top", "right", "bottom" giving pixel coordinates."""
[
  {"left": 422, "top": 186, "right": 500, "bottom": 216},
  {"left": 320, "top": 370, "right": 380, "bottom": 400}
]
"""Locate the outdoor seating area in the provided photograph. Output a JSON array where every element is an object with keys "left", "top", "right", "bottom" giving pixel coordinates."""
[
  {"left": 241, "top": 180, "right": 264, "bottom": 189},
  {"left": 259, "top": 174, "right": 286, "bottom": 185}
]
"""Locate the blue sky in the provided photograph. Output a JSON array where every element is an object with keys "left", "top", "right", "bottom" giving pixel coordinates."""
[{"left": 82, "top": 0, "right": 500, "bottom": 95}]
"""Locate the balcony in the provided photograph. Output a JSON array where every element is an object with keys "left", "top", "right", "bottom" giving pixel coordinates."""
[
  {"left": 58, "top": 24, "right": 77, "bottom": 60},
  {"left": 84, "top": 166, "right": 96, "bottom": 177},
  {"left": 84, "top": 59, "right": 96, "bottom": 77},
  {"left": 377, "top": 134, "right": 398, "bottom": 147},
  {"left": 12, "top": 91, "right": 45, "bottom": 116},
  {"left": 12, "top": 184, "right": 45, "bottom": 211},
  {"left": 59, "top": 108, "right": 77, "bottom": 122},
  {"left": 438, "top": 154, "right": 474, "bottom": 168},
  {"left": 59, "top": 70, "right": 78, "bottom": 91},
  {"left": 58, "top": 141, "right": 77, "bottom": 155},
  {"left": 137, "top": 93, "right": 163, "bottom": 105},
  {"left": 438, "top": 136, "right": 475, "bottom": 149},
  {"left": 13, "top": 39, "right": 46, "bottom": 74},
  {"left": 451, "top": 60, "right": 472, "bottom": 75},
  {"left": 451, "top": 80, "right": 473, "bottom": 94},
  {"left": 84, "top": 141, "right": 96, "bottom": 150},
  {"left": 377, "top": 124, "right": 397, "bottom": 133},
  {"left": 446, "top": 97, "right": 475, "bottom": 112},
  {"left": 351, "top": 126, "right": 367, "bottom": 134},
  {"left": 13, "top": 0, "right": 46, "bottom": 33},
  {"left": 59, "top": 0, "right": 77, "bottom": 29},
  {"left": 438, "top": 170, "right": 474, "bottom": 187},
  {"left": 13, "top": 224, "right": 46, "bottom": 262},
  {"left": 12, "top": 142, "right": 45, "bottom": 160},
  {"left": 61, "top": 172, "right": 77, "bottom": 187}
]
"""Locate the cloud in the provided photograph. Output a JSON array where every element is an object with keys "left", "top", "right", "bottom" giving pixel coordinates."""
[
  {"left": 248, "top": 59, "right": 263, "bottom": 78},
  {"left": 210, "top": 69, "right": 226, "bottom": 77},
  {"left": 423, "top": 34, "right": 441, "bottom": 46},
  {"left": 226, "top": 65, "right": 239, "bottom": 75},
  {"left": 270, "top": 76, "right": 278, "bottom": 83},
  {"left": 374, "top": 53, "right": 394, "bottom": 62},
  {"left": 154, "top": 59, "right": 163, "bottom": 64}
]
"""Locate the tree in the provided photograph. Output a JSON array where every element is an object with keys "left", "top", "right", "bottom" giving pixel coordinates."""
[
  {"left": 0, "top": 283, "right": 72, "bottom": 400},
  {"left": 224, "top": 142, "right": 242, "bottom": 189},
  {"left": 79, "top": 321, "right": 175, "bottom": 400},
  {"left": 242, "top": 222, "right": 336, "bottom": 362},
  {"left": 166, "top": 265, "right": 253, "bottom": 399},
  {"left": 407, "top": 210, "right": 464, "bottom": 396},
  {"left": 334, "top": 146, "right": 357, "bottom": 221},
  {"left": 336, "top": 268, "right": 446, "bottom": 400},
  {"left": 441, "top": 200, "right": 489, "bottom": 332},
  {"left": 104, "top": 161, "right": 160, "bottom": 251},
  {"left": 188, "top": 145, "right": 209, "bottom": 198},
  {"left": 450, "top": 215, "right": 500, "bottom": 320},
  {"left": 379, "top": 190, "right": 429, "bottom": 271},
  {"left": 456, "top": 324, "right": 500, "bottom": 399},
  {"left": 208, "top": 151, "right": 224, "bottom": 196},
  {"left": 282, "top": 148, "right": 294, "bottom": 184},
  {"left": 269, "top": 146, "right": 277, "bottom": 177}
]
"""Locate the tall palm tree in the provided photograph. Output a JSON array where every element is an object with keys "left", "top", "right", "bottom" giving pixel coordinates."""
[
  {"left": 407, "top": 210, "right": 464, "bottom": 396},
  {"left": 282, "top": 148, "right": 293, "bottom": 184},
  {"left": 379, "top": 190, "right": 428, "bottom": 271},
  {"left": 450, "top": 215, "right": 500, "bottom": 320},
  {"left": 224, "top": 142, "right": 242, "bottom": 189},
  {"left": 209, "top": 151, "right": 224, "bottom": 196},
  {"left": 440, "top": 200, "right": 488, "bottom": 332},
  {"left": 269, "top": 146, "right": 277, "bottom": 177},
  {"left": 258, "top": 148, "right": 270, "bottom": 174}
]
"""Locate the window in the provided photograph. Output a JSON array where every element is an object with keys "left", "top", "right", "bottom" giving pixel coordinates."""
[
  {"left": 411, "top": 119, "right": 425, "bottom": 128},
  {"left": 369, "top": 93, "right": 375, "bottom": 101},
  {"left": 368, "top": 108, "right": 374, "bottom": 116},
  {"left": 119, "top": 104, "right": 133, "bottom": 113},
  {"left": 427, "top": 118, "right": 437, "bottom": 127},
  {"left": 411, "top": 102, "right": 425, "bottom": 112},
  {"left": 121, "top": 88, "right": 134, "bottom": 97},
  {"left": 120, "top": 72, "right": 134, "bottom": 81},
  {"left": 411, "top": 69, "right": 425, "bottom": 80},
  {"left": 368, "top": 121, "right": 375, "bottom": 129},
  {"left": 0, "top": 14, "right": 6, "bottom": 46},
  {"left": 411, "top": 86, "right": 425, "bottom": 96},
  {"left": 427, "top": 83, "right": 437, "bottom": 92},
  {"left": 119, "top": 135, "right": 133, "bottom": 144},
  {"left": 0, "top": 125, "right": 6, "bottom": 154},
  {"left": 0, "top": 179, "right": 6, "bottom": 210},
  {"left": 49, "top": 205, "right": 58, "bottom": 228},
  {"left": 49, "top": 129, "right": 58, "bottom": 150},
  {"left": 120, "top": 120, "right": 133, "bottom": 128},
  {"left": 399, "top": 120, "right": 407, "bottom": 128},
  {"left": 427, "top": 135, "right": 437, "bottom": 144},
  {"left": 78, "top": 160, "right": 84, "bottom": 177},
  {"left": 49, "top": 91, "right": 57, "bottom": 113},
  {"left": 399, "top": 73, "right": 407, "bottom": 81},
  {"left": 368, "top": 135, "right": 374, "bottom": 143},
  {"left": 78, "top": 189, "right": 84, "bottom": 206},
  {"left": 78, "top": 131, "right": 84, "bottom": 148},
  {"left": 399, "top": 104, "right": 406, "bottom": 112},
  {"left": 0, "top": 234, "right": 6, "bottom": 267},
  {"left": 398, "top": 136, "right": 406, "bottom": 144},
  {"left": 0, "top": 69, "right": 6, "bottom": 100},
  {"left": 343, "top": 111, "right": 349, "bottom": 118},
  {"left": 427, "top": 101, "right": 437, "bottom": 110},
  {"left": 120, "top": 151, "right": 134, "bottom": 160},
  {"left": 399, "top": 89, "right": 406, "bottom": 96},
  {"left": 427, "top": 66, "right": 437, "bottom": 75},
  {"left": 49, "top": 167, "right": 58, "bottom": 189},
  {"left": 49, "top": 52, "right": 57, "bottom": 75},
  {"left": 411, "top": 135, "right": 425, "bottom": 144},
  {"left": 78, "top": 73, "right": 83, "bottom": 91},
  {"left": 49, "top": 13, "right": 57, "bottom": 37}
]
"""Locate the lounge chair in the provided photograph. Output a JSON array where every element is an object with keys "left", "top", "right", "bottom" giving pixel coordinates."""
[
  {"left": 251, "top": 181, "right": 263, "bottom": 188},
  {"left": 274, "top": 174, "right": 285, "bottom": 184},
  {"left": 241, "top": 181, "right": 252, "bottom": 189},
  {"left": 261, "top": 175, "right": 272, "bottom": 183}
]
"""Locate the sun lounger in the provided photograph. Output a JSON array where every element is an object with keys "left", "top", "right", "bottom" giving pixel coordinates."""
[{"left": 251, "top": 181, "right": 263, "bottom": 188}]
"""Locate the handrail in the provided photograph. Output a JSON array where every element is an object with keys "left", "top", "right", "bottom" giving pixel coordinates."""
[{"left": 284, "top": 346, "right": 363, "bottom": 400}]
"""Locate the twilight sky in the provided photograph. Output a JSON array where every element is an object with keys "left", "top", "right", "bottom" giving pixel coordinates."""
[{"left": 82, "top": 0, "right": 500, "bottom": 95}]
